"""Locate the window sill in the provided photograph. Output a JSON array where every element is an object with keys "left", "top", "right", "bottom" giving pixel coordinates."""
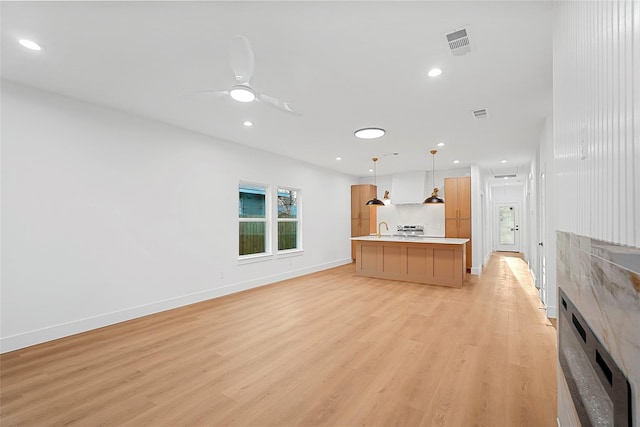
[
  {"left": 277, "top": 249, "right": 304, "bottom": 258},
  {"left": 238, "top": 253, "right": 274, "bottom": 265}
]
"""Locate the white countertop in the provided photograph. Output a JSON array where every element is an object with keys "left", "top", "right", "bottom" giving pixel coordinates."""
[{"left": 351, "top": 235, "right": 469, "bottom": 245}]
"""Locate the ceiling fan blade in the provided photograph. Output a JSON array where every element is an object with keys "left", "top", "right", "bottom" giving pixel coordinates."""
[
  {"left": 228, "top": 35, "right": 255, "bottom": 85},
  {"left": 179, "top": 89, "right": 229, "bottom": 98},
  {"left": 257, "top": 93, "right": 302, "bottom": 116}
]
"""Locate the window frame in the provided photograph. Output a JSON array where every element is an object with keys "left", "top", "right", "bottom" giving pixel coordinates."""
[
  {"left": 238, "top": 181, "right": 272, "bottom": 261},
  {"left": 276, "top": 186, "right": 302, "bottom": 254}
]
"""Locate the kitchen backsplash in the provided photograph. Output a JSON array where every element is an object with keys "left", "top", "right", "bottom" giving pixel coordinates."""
[{"left": 375, "top": 204, "right": 445, "bottom": 237}]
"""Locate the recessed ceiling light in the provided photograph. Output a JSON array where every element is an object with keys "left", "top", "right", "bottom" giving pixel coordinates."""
[
  {"left": 501, "top": 159, "right": 508, "bottom": 163},
  {"left": 428, "top": 68, "right": 442, "bottom": 77},
  {"left": 354, "top": 128, "right": 385, "bottom": 139},
  {"left": 437, "top": 142, "right": 445, "bottom": 147},
  {"left": 19, "top": 39, "right": 42, "bottom": 51},
  {"left": 230, "top": 86, "right": 256, "bottom": 102},
  {"left": 243, "top": 121, "right": 253, "bottom": 127},
  {"left": 453, "top": 160, "right": 460, "bottom": 164},
  {"left": 336, "top": 157, "right": 342, "bottom": 161},
  {"left": 504, "top": 176, "right": 509, "bottom": 180},
  {"left": 368, "top": 168, "right": 374, "bottom": 173}
]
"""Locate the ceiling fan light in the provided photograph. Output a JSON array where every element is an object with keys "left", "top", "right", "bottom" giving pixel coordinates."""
[{"left": 230, "top": 86, "right": 256, "bottom": 102}]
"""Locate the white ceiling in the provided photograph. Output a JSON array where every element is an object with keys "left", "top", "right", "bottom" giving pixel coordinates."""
[{"left": 1, "top": 1, "right": 553, "bottom": 179}]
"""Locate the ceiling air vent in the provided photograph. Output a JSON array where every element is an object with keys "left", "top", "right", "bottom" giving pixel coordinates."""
[
  {"left": 472, "top": 108, "right": 488, "bottom": 119},
  {"left": 494, "top": 174, "right": 517, "bottom": 179},
  {"left": 445, "top": 28, "right": 471, "bottom": 56}
]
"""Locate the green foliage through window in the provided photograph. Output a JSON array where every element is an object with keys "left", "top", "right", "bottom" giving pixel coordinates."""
[
  {"left": 239, "top": 184, "right": 267, "bottom": 256},
  {"left": 278, "top": 188, "right": 299, "bottom": 251}
]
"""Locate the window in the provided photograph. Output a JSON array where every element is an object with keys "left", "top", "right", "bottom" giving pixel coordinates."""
[
  {"left": 277, "top": 188, "right": 299, "bottom": 251},
  {"left": 239, "top": 183, "right": 268, "bottom": 256}
]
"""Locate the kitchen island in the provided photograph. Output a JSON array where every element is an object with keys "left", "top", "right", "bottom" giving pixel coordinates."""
[{"left": 351, "top": 235, "right": 469, "bottom": 288}]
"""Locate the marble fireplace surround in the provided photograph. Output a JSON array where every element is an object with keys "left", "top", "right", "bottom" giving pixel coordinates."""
[{"left": 557, "top": 231, "right": 640, "bottom": 426}]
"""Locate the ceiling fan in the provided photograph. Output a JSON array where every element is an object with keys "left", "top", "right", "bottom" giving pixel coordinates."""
[{"left": 188, "top": 35, "right": 301, "bottom": 116}]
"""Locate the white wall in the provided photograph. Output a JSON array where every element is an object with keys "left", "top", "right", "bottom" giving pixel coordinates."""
[
  {"left": 0, "top": 81, "right": 357, "bottom": 352},
  {"left": 553, "top": 0, "right": 640, "bottom": 248}
]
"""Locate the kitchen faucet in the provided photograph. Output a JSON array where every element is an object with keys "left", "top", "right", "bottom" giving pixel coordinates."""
[{"left": 377, "top": 221, "right": 389, "bottom": 238}]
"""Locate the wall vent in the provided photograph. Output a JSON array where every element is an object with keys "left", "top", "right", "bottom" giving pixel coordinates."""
[
  {"left": 472, "top": 108, "right": 488, "bottom": 119},
  {"left": 494, "top": 174, "right": 517, "bottom": 179},
  {"left": 445, "top": 28, "right": 471, "bottom": 56}
]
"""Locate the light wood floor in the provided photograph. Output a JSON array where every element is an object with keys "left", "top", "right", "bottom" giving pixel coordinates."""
[{"left": 1, "top": 252, "right": 557, "bottom": 426}]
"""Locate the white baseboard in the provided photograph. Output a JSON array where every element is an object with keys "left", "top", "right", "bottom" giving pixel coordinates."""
[
  {"left": 470, "top": 266, "right": 482, "bottom": 275},
  {"left": 529, "top": 268, "right": 537, "bottom": 286},
  {"left": 546, "top": 305, "right": 558, "bottom": 319},
  {"left": 484, "top": 251, "right": 492, "bottom": 265},
  {"left": 0, "top": 258, "right": 353, "bottom": 353}
]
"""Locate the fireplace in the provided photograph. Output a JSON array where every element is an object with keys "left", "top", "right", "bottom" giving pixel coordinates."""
[{"left": 559, "top": 288, "right": 632, "bottom": 426}]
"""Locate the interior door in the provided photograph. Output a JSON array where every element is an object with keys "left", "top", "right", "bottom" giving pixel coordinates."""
[{"left": 495, "top": 202, "right": 521, "bottom": 252}]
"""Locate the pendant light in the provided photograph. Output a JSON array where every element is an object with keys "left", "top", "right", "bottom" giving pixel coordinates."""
[
  {"left": 424, "top": 149, "right": 444, "bottom": 203},
  {"left": 365, "top": 157, "right": 385, "bottom": 206}
]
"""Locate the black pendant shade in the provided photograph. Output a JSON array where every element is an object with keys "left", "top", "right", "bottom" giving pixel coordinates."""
[
  {"left": 424, "top": 197, "right": 444, "bottom": 203},
  {"left": 424, "top": 149, "right": 444, "bottom": 204},
  {"left": 365, "top": 157, "right": 385, "bottom": 206},
  {"left": 424, "top": 194, "right": 444, "bottom": 203},
  {"left": 366, "top": 198, "right": 385, "bottom": 206}
]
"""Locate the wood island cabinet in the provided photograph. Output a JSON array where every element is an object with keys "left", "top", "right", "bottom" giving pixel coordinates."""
[
  {"left": 352, "top": 237, "right": 468, "bottom": 288},
  {"left": 444, "top": 176, "right": 472, "bottom": 270},
  {"left": 351, "top": 184, "right": 378, "bottom": 261}
]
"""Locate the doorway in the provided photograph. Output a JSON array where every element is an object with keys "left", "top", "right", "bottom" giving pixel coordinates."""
[{"left": 495, "top": 202, "right": 521, "bottom": 252}]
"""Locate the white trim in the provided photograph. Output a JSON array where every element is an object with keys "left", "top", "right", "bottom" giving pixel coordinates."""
[
  {"left": 546, "top": 305, "right": 557, "bottom": 319},
  {"left": 470, "top": 266, "right": 482, "bottom": 275},
  {"left": 0, "top": 258, "right": 353, "bottom": 354},
  {"left": 239, "top": 181, "right": 271, "bottom": 258},
  {"left": 529, "top": 267, "right": 538, "bottom": 288},
  {"left": 484, "top": 251, "right": 492, "bottom": 265},
  {"left": 237, "top": 253, "right": 274, "bottom": 264},
  {"left": 276, "top": 186, "right": 301, "bottom": 253},
  {"left": 277, "top": 249, "right": 304, "bottom": 258}
]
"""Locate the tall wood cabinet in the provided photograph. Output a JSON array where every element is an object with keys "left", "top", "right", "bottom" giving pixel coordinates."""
[
  {"left": 444, "top": 176, "right": 472, "bottom": 270},
  {"left": 351, "top": 184, "right": 378, "bottom": 261}
]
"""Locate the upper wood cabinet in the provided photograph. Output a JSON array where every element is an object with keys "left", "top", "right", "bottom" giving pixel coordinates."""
[
  {"left": 351, "top": 184, "right": 378, "bottom": 260},
  {"left": 444, "top": 176, "right": 471, "bottom": 219}
]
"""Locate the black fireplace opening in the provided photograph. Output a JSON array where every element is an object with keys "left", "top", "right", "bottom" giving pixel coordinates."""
[{"left": 559, "top": 288, "right": 633, "bottom": 427}]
